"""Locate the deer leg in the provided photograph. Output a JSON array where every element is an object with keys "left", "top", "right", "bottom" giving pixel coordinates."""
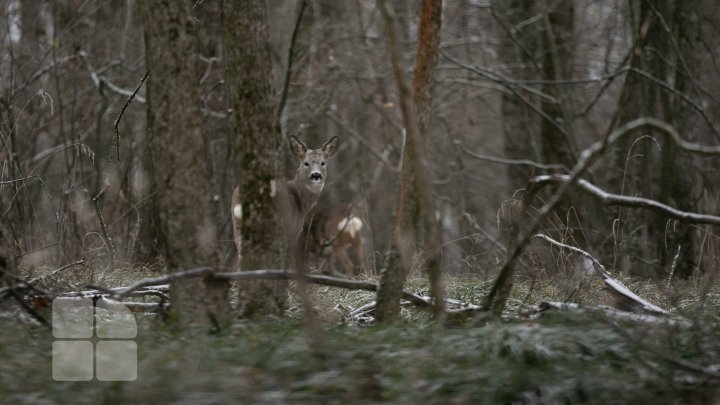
[
  {"left": 352, "top": 235, "right": 366, "bottom": 276},
  {"left": 333, "top": 245, "right": 355, "bottom": 276}
]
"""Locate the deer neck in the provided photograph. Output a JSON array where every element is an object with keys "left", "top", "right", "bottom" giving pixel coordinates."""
[{"left": 285, "top": 178, "right": 322, "bottom": 218}]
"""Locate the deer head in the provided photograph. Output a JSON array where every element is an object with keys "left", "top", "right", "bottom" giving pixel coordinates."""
[{"left": 288, "top": 135, "right": 339, "bottom": 196}]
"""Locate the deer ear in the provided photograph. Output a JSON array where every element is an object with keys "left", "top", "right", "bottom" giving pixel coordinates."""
[
  {"left": 322, "top": 136, "right": 340, "bottom": 158},
  {"left": 289, "top": 135, "right": 307, "bottom": 159}
]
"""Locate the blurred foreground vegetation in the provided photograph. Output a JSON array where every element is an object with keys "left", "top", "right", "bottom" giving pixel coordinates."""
[{"left": 2, "top": 273, "right": 720, "bottom": 404}]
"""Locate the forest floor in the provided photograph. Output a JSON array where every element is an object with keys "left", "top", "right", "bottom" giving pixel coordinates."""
[{"left": 2, "top": 267, "right": 720, "bottom": 404}]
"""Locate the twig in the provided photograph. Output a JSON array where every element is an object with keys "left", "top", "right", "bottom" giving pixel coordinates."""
[
  {"left": 0, "top": 175, "right": 43, "bottom": 186},
  {"left": 325, "top": 113, "right": 399, "bottom": 171},
  {"left": 462, "top": 148, "right": 566, "bottom": 171},
  {"left": 92, "top": 187, "right": 116, "bottom": 269},
  {"left": 29, "top": 260, "right": 86, "bottom": 284},
  {"left": 666, "top": 245, "right": 682, "bottom": 290},
  {"left": 113, "top": 70, "right": 149, "bottom": 163}
]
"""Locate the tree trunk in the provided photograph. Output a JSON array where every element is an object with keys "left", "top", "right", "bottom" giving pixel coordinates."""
[
  {"left": 375, "top": 0, "right": 444, "bottom": 322},
  {"left": 657, "top": 0, "right": 701, "bottom": 278},
  {"left": 0, "top": 190, "right": 16, "bottom": 285},
  {"left": 222, "top": 0, "right": 287, "bottom": 317},
  {"left": 139, "top": 0, "right": 230, "bottom": 328},
  {"left": 609, "top": 0, "right": 700, "bottom": 278},
  {"left": 538, "top": 1, "right": 576, "bottom": 168},
  {"left": 493, "top": 0, "right": 540, "bottom": 249}
]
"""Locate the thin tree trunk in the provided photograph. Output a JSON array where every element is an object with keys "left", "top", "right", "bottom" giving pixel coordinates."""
[
  {"left": 0, "top": 191, "right": 16, "bottom": 284},
  {"left": 375, "top": 0, "right": 444, "bottom": 322},
  {"left": 657, "top": 0, "right": 701, "bottom": 278}
]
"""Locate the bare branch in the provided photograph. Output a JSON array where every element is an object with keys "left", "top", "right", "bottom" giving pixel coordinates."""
[
  {"left": 462, "top": 148, "right": 565, "bottom": 171},
  {"left": 113, "top": 70, "right": 149, "bottom": 163},
  {"left": 78, "top": 51, "right": 147, "bottom": 102},
  {"left": 532, "top": 174, "right": 720, "bottom": 226}
]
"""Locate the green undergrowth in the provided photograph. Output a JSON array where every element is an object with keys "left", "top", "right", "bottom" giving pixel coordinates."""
[
  {"left": 2, "top": 306, "right": 720, "bottom": 403},
  {"left": 4, "top": 267, "right": 720, "bottom": 403}
]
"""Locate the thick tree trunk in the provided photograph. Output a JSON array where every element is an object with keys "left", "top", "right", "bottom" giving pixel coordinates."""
[
  {"left": 139, "top": 0, "right": 230, "bottom": 327},
  {"left": 222, "top": 0, "right": 287, "bottom": 317}
]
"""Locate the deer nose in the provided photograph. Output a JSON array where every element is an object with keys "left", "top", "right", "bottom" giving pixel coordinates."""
[{"left": 310, "top": 172, "right": 322, "bottom": 181}]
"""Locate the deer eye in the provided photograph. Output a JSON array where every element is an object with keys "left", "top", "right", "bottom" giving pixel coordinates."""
[
  {"left": 321, "top": 161, "right": 325, "bottom": 166},
  {"left": 304, "top": 162, "right": 309, "bottom": 166}
]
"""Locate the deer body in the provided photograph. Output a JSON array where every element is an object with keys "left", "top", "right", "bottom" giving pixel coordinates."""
[
  {"left": 231, "top": 136, "right": 339, "bottom": 268},
  {"left": 305, "top": 204, "right": 367, "bottom": 276}
]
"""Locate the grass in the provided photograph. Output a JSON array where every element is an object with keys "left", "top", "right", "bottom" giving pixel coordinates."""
[{"left": 3, "top": 264, "right": 720, "bottom": 403}]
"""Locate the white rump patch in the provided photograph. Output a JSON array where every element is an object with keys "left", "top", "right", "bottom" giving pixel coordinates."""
[
  {"left": 338, "top": 217, "right": 363, "bottom": 238},
  {"left": 270, "top": 180, "right": 277, "bottom": 198},
  {"left": 233, "top": 204, "right": 243, "bottom": 220}
]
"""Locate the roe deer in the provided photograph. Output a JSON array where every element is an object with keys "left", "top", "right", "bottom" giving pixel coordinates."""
[
  {"left": 305, "top": 204, "right": 367, "bottom": 276},
  {"left": 231, "top": 136, "right": 340, "bottom": 266}
]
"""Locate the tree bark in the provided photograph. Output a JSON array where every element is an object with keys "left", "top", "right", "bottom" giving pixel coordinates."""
[
  {"left": 375, "top": 0, "right": 444, "bottom": 322},
  {"left": 0, "top": 190, "right": 16, "bottom": 285},
  {"left": 658, "top": 0, "right": 701, "bottom": 278},
  {"left": 139, "top": 0, "right": 230, "bottom": 327},
  {"left": 222, "top": 0, "right": 287, "bottom": 316},
  {"left": 538, "top": 1, "right": 576, "bottom": 168},
  {"left": 495, "top": 0, "right": 539, "bottom": 192},
  {"left": 609, "top": 0, "right": 701, "bottom": 278}
]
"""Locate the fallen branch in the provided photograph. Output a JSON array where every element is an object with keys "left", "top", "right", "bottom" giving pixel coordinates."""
[
  {"left": 42, "top": 260, "right": 86, "bottom": 280},
  {"left": 213, "top": 270, "right": 430, "bottom": 307},
  {"left": 533, "top": 234, "right": 668, "bottom": 315},
  {"left": 59, "top": 284, "right": 169, "bottom": 300},
  {"left": 537, "top": 301, "right": 685, "bottom": 325},
  {"left": 532, "top": 175, "right": 720, "bottom": 226},
  {"left": 111, "top": 267, "right": 213, "bottom": 299}
]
